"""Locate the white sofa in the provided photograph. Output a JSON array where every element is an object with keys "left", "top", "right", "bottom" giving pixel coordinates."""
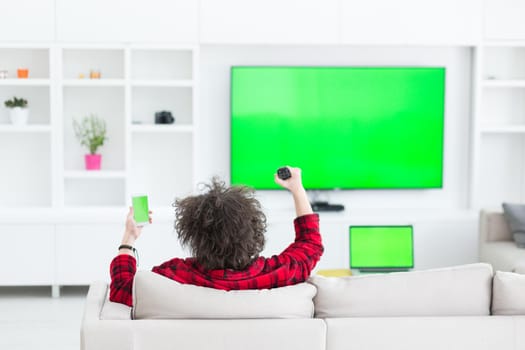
[
  {"left": 479, "top": 210, "right": 525, "bottom": 272},
  {"left": 81, "top": 263, "right": 525, "bottom": 350}
]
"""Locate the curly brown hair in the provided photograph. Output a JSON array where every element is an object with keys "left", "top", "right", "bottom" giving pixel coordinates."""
[{"left": 173, "top": 177, "right": 267, "bottom": 271}]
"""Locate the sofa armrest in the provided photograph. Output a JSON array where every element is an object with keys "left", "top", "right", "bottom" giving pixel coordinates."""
[
  {"left": 81, "top": 282, "right": 134, "bottom": 350},
  {"left": 480, "top": 210, "right": 512, "bottom": 243},
  {"left": 82, "top": 281, "right": 107, "bottom": 323}
]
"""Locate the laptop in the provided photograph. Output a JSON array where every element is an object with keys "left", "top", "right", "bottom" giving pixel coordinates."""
[{"left": 349, "top": 225, "right": 414, "bottom": 272}]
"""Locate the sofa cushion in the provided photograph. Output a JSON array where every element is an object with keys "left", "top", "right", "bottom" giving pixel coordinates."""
[
  {"left": 480, "top": 210, "right": 513, "bottom": 242},
  {"left": 100, "top": 289, "right": 132, "bottom": 320},
  {"left": 132, "top": 271, "right": 317, "bottom": 319},
  {"left": 492, "top": 270, "right": 525, "bottom": 315},
  {"left": 309, "top": 263, "right": 493, "bottom": 318},
  {"left": 502, "top": 203, "right": 525, "bottom": 247}
]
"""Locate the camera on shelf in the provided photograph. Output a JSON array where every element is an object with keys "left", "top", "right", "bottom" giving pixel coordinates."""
[{"left": 154, "top": 110, "right": 174, "bottom": 124}]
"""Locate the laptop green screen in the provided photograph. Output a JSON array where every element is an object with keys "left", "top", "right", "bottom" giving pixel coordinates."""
[{"left": 350, "top": 226, "right": 414, "bottom": 270}]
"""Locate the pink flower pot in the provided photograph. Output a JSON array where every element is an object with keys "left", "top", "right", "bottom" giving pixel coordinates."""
[{"left": 85, "top": 154, "right": 102, "bottom": 170}]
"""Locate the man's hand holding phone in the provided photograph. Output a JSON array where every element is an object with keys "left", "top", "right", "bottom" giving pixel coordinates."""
[{"left": 120, "top": 195, "right": 152, "bottom": 254}]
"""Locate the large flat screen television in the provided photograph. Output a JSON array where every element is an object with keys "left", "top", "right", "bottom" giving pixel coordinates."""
[
  {"left": 349, "top": 225, "right": 414, "bottom": 272},
  {"left": 231, "top": 66, "right": 445, "bottom": 190}
]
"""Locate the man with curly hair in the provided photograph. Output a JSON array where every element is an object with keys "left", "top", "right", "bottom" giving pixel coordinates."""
[{"left": 110, "top": 166, "right": 323, "bottom": 306}]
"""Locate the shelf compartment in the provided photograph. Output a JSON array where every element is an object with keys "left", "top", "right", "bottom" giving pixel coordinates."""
[
  {"left": 131, "top": 49, "right": 193, "bottom": 80},
  {"left": 131, "top": 86, "right": 192, "bottom": 125},
  {"left": 0, "top": 133, "right": 51, "bottom": 207},
  {"left": 478, "top": 134, "right": 525, "bottom": 208},
  {"left": 480, "top": 88, "right": 525, "bottom": 126},
  {"left": 62, "top": 49, "right": 124, "bottom": 80},
  {"left": 63, "top": 86, "right": 125, "bottom": 171},
  {"left": 483, "top": 47, "right": 525, "bottom": 80},
  {"left": 130, "top": 133, "right": 193, "bottom": 207},
  {"left": 0, "top": 48, "right": 50, "bottom": 79},
  {"left": 64, "top": 178, "right": 125, "bottom": 207},
  {"left": 0, "top": 86, "right": 51, "bottom": 125}
]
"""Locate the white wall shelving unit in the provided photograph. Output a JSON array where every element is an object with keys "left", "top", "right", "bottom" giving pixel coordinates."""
[
  {"left": 128, "top": 47, "right": 196, "bottom": 207},
  {"left": 54, "top": 45, "right": 197, "bottom": 209},
  {"left": 471, "top": 42, "right": 525, "bottom": 209},
  {"left": 0, "top": 47, "right": 53, "bottom": 209},
  {"left": 0, "top": 44, "right": 198, "bottom": 289}
]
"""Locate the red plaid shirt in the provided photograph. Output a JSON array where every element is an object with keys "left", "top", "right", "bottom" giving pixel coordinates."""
[{"left": 110, "top": 213, "right": 323, "bottom": 306}]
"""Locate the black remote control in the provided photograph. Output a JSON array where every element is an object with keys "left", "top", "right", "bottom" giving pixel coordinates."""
[{"left": 277, "top": 167, "right": 291, "bottom": 180}]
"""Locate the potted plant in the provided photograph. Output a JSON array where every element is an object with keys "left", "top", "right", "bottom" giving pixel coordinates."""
[
  {"left": 4, "top": 97, "right": 29, "bottom": 125},
  {"left": 73, "top": 114, "right": 108, "bottom": 170}
]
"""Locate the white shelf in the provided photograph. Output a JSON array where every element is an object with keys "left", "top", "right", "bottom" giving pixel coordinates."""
[
  {"left": 0, "top": 124, "right": 51, "bottom": 132},
  {"left": 130, "top": 124, "right": 193, "bottom": 133},
  {"left": 483, "top": 41, "right": 525, "bottom": 47},
  {"left": 473, "top": 43, "right": 525, "bottom": 209},
  {"left": 0, "top": 79, "right": 50, "bottom": 86},
  {"left": 63, "top": 170, "right": 126, "bottom": 179},
  {"left": 480, "top": 126, "right": 525, "bottom": 134},
  {"left": 130, "top": 80, "right": 193, "bottom": 87},
  {"left": 482, "top": 80, "right": 525, "bottom": 88},
  {"left": 62, "top": 79, "right": 126, "bottom": 87}
]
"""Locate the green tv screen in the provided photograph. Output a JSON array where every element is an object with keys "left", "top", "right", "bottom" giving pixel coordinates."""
[
  {"left": 230, "top": 66, "right": 445, "bottom": 189},
  {"left": 350, "top": 226, "right": 414, "bottom": 270}
]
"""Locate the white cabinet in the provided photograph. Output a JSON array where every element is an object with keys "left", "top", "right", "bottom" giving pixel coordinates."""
[
  {"left": 341, "top": 0, "right": 482, "bottom": 45},
  {"left": 0, "top": 225, "right": 54, "bottom": 285},
  {"left": 200, "top": 0, "right": 339, "bottom": 44},
  {"left": 471, "top": 44, "right": 525, "bottom": 208},
  {"left": 55, "top": 224, "right": 120, "bottom": 284},
  {"left": 0, "top": 0, "right": 54, "bottom": 41},
  {"left": 55, "top": 220, "right": 187, "bottom": 285},
  {"left": 485, "top": 0, "right": 525, "bottom": 40},
  {"left": 134, "top": 221, "right": 188, "bottom": 270},
  {"left": 56, "top": 0, "right": 199, "bottom": 43}
]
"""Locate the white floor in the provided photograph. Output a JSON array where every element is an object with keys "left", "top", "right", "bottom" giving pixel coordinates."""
[{"left": 0, "top": 286, "right": 88, "bottom": 350}]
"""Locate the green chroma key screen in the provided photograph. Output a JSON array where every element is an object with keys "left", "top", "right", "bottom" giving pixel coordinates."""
[
  {"left": 230, "top": 66, "right": 445, "bottom": 189},
  {"left": 349, "top": 226, "right": 414, "bottom": 270}
]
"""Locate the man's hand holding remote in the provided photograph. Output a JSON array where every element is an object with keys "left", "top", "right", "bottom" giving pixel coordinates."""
[{"left": 274, "top": 166, "right": 313, "bottom": 217}]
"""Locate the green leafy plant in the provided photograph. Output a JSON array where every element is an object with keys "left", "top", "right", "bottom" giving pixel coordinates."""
[
  {"left": 73, "top": 114, "right": 108, "bottom": 154},
  {"left": 4, "top": 97, "right": 28, "bottom": 108}
]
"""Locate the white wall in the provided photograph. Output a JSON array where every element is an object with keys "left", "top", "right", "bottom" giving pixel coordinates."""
[{"left": 198, "top": 45, "right": 478, "bottom": 270}]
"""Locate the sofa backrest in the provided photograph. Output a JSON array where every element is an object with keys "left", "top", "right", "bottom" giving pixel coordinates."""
[
  {"left": 309, "top": 263, "right": 493, "bottom": 318},
  {"left": 132, "top": 271, "right": 317, "bottom": 319},
  {"left": 492, "top": 270, "right": 525, "bottom": 315},
  {"left": 480, "top": 210, "right": 512, "bottom": 243}
]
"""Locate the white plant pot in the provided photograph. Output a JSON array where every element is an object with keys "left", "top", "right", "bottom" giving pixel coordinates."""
[{"left": 8, "top": 107, "right": 29, "bottom": 125}]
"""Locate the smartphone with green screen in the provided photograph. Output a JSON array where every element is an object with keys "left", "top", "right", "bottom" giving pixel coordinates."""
[{"left": 132, "top": 194, "right": 149, "bottom": 225}]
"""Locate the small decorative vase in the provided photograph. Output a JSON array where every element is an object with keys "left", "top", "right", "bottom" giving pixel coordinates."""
[
  {"left": 85, "top": 154, "right": 102, "bottom": 170},
  {"left": 17, "top": 68, "right": 29, "bottom": 79},
  {"left": 8, "top": 107, "right": 29, "bottom": 125}
]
